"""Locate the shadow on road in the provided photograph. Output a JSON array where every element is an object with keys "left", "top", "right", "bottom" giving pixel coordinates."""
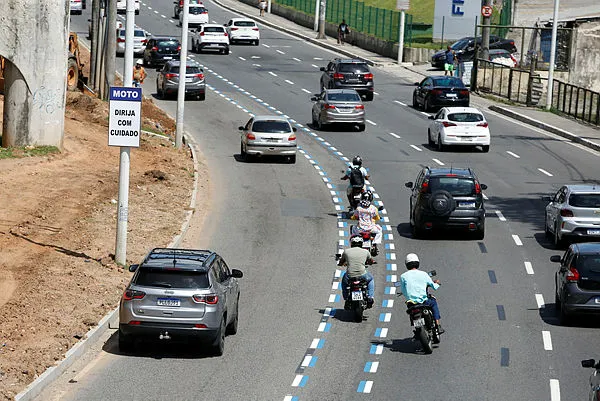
[{"left": 103, "top": 331, "right": 219, "bottom": 359}]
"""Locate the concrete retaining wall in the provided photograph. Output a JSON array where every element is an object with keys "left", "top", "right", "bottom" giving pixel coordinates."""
[{"left": 570, "top": 20, "right": 600, "bottom": 92}]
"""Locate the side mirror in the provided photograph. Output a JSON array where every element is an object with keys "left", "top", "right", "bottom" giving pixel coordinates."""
[
  {"left": 310, "top": 96, "right": 317, "bottom": 101},
  {"left": 405, "top": 182, "right": 414, "bottom": 188},
  {"left": 582, "top": 359, "right": 596, "bottom": 368},
  {"left": 428, "top": 270, "right": 437, "bottom": 277},
  {"left": 541, "top": 196, "right": 552, "bottom": 202},
  {"left": 550, "top": 255, "right": 562, "bottom": 263},
  {"left": 414, "top": 82, "right": 420, "bottom": 86},
  {"left": 238, "top": 126, "right": 245, "bottom": 131},
  {"left": 230, "top": 269, "right": 243, "bottom": 278},
  {"left": 128, "top": 264, "right": 139, "bottom": 272},
  {"left": 292, "top": 127, "right": 297, "bottom": 132},
  {"left": 428, "top": 115, "right": 434, "bottom": 120},
  {"left": 319, "top": 67, "right": 326, "bottom": 71},
  {"left": 480, "top": 184, "right": 488, "bottom": 190}
]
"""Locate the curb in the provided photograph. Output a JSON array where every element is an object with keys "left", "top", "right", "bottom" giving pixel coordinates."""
[{"left": 489, "top": 105, "right": 600, "bottom": 153}]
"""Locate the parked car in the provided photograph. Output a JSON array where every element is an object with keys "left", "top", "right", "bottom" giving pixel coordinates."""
[
  {"left": 488, "top": 49, "right": 518, "bottom": 67},
  {"left": 225, "top": 18, "right": 260, "bottom": 45},
  {"left": 119, "top": 248, "right": 243, "bottom": 354},
  {"left": 311, "top": 89, "right": 365, "bottom": 131},
  {"left": 116, "top": 27, "right": 148, "bottom": 55},
  {"left": 174, "top": 0, "right": 203, "bottom": 19},
  {"left": 191, "top": 24, "right": 230, "bottom": 54},
  {"left": 319, "top": 58, "right": 374, "bottom": 101},
  {"left": 156, "top": 60, "right": 205, "bottom": 100},
  {"left": 239, "top": 115, "right": 297, "bottom": 163},
  {"left": 117, "top": 0, "right": 140, "bottom": 15},
  {"left": 544, "top": 185, "right": 600, "bottom": 248},
  {"left": 405, "top": 167, "right": 487, "bottom": 239},
  {"left": 551, "top": 243, "right": 600, "bottom": 324},
  {"left": 427, "top": 107, "right": 490, "bottom": 152},
  {"left": 180, "top": 5, "right": 209, "bottom": 27},
  {"left": 143, "top": 36, "right": 181, "bottom": 67},
  {"left": 413, "top": 76, "right": 470, "bottom": 111},
  {"left": 581, "top": 358, "right": 600, "bottom": 400},
  {"left": 70, "top": 0, "right": 83, "bottom": 15},
  {"left": 431, "top": 36, "right": 517, "bottom": 69}
]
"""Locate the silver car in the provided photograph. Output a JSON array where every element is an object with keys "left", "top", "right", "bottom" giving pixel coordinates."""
[
  {"left": 156, "top": 60, "right": 205, "bottom": 100},
  {"left": 311, "top": 89, "right": 365, "bottom": 131},
  {"left": 239, "top": 115, "right": 298, "bottom": 163},
  {"left": 119, "top": 248, "right": 243, "bottom": 355},
  {"left": 116, "top": 27, "right": 148, "bottom": 55},
  {"left": 544, "top": 185, "right": 600, "bottom": 248}
]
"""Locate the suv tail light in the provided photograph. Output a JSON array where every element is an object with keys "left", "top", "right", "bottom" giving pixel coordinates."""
[
  {"left": 560, "top": 209, "right": 574, "bottom": 217},
  {"left": 193, "top": 294, "right": 219, "bottom": 304},
  {"left": 364, "top": 73, "right": 373, "bottom": 80},
  {"left": 252, "top": 27, "right": 259, "bottom": 31},
  {"left": 117, "top": 38, "right": 125, "bottom": 43},
  {"left": 246, "top": 132, "right": 256, "bottom": 140},
  {"left": 177, "top": 45, "right": 182, "bottom": 51},
  {"left": 459, "top": 90, "right": 470, "bottom": 96},
  {"left": 200, "top": 32, "right": 205, "bottom": 36},
  {"left": 475, "top": 182, "right": 482, "bottom": 194},
  {"left": 231, "top": 27, "right": 239, "bottom": 31},
  {"left": 224, "top": 33, "right": 228, "bottom": 36},
  {"left": 123, "top": 289, "right": 146, "bottom": 301},
  {"left": 431, "top": 89, "right": 442, "bottom": 95},
  {"left": 151, "top": 46, "right": 158, "bottom": 51},
  {"left": 442, "top": 121, "right": 456, "bottom": 127},
  {"left": 566, "top": 267, "right": 580, "bottom": 282},
  {"left": 333, "top": 73, "right": 344, "bottom": 80},
  {"left": 141, "top": 39, "right": 148, "bottom": 44},
  {"left": 165, "top": 73, "right": 177, "bottom": 79},
  {"left": 324, "top": 103, "right": 336, "bottom": 109},
  {"left": 420, "top": 180, "right": 429, "bottom": 193},
  {"left": 355, "top": 104, "right": 364, "bottom": 110},
  {"left": 288, "top": 134, "right": 296, "bottom": 141},
  {"left": 195, "top": 73, "right": 204, "bottom": 80},
  {"left": 201, "top": 10, "right": 208, "bottom": 14},
  {"left": 477, "top": 122, "right": 488, "bottom": 128}
]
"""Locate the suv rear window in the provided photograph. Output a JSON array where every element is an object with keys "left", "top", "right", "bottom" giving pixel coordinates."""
[
  {"left": 429, "top": 177, "right": 475, "bottom": 196},
  {"left": 234, "top": 21, "right": 255, "bottom": 27},
  {"left": 447, "top": 113, "right": 483, "bottom": 122},
  {"left": 568, "top": 194, "right": 600, "bottom": 208},
  {"left": 204, "top": 26, "right": 224, "bottom": 33},
  {"left": 252, "top": 121, "right": 291, "bottom": 133},
  {"left": 135, "top": 268, "right": 209, "bottom": 289},
  {"left": 338, "top": 63, "right": 369, "bottom": 73},
  {"left": 168, "top": 66, "right": 202, "bottom": 74}
]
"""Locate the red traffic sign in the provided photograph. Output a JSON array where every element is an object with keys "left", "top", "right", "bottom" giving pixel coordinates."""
[{"left": 481, "top": 5, "right": 493, "bottom": 17}]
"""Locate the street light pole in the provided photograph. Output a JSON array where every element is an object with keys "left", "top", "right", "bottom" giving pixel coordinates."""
[
  {"left": 316, "top": 0, "right": 327, "bottom": 39},
  {"left": 480, "top": 0, "right": 492, "bottom": 60},
  {"left": 175, "top": 0, "right": 190, "bottom": 149},
  {"left": 397, "top": 10, "right": 405, "bottom": 64},
  {"left": 545, "top": 0, "right": 560, "bottom": 110}
]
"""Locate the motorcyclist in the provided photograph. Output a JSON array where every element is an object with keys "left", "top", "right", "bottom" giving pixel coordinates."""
[
  {"left": 338, "top": 235, "right": 375, "bottom": 310},
  {"left": 351, "top": 191, "right": 382, "bottom": 252},
  {"left": 341, "top": 155, "right": 369, "bottom": 211},
  {"left": 132, "top": 59, "right": 147, "bottom": 87},
  {"left": 399, "top": 253, "right": 444, "bottom": 334}
]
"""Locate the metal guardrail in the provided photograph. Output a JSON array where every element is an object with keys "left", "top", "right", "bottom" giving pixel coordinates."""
[{"left": 552, "top": 80, "right": 600, "bottom": 126}]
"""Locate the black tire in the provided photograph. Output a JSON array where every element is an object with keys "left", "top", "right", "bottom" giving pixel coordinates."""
[
  {"left": 553, "top": 224, "right": 563, "bottom": 249},
  {"left": 316, "top": 117, "right": 323, "bottom": 131},
  {"left": 224, "top": 48, "right": 230, "bottom": 55},
  {"left": 474, "top": 224, "right": 485, "bottom": 240},
  {"left": 411, "top": 222, "right": 423, "bottom": 239},
  {"left": 353, "top": 305, "right": 363, "bottom": 323},
  {"left": 226, "top": 300, "right": 239, "bottom": 335},
  {"left": 429, "top": 190, "right": 455, "bottom": 217},
  {"left": 412, "top": 93, "right": 419, "bottom": 109},
  {"left": 118, "top": 330, "right": 134, "bottom": 352},
  {"left": 135, "top": 9, "right": 139, "bottom": 15},
  {"left": 364, "top": 92, "right": 374, "bottom": 101},
  {"left": 212, "top": 318, "right": 226, "bottom": 356},
  {"left": 198, "top": 92, "right": 206, "bottom": 101},
  {"left": 417, "top": 328, "right": 433, "bottom": 354},
  {"left": 437, "top": 134, "right": 444, "bottom": 152},
  {"left": 157, "top": 84, "right": 163, "bottom": 99},
  {"left": 428, "top": 129, "right": 434, "bottom": 146},
  {"left": 545, "top": 216, "right": 551, "bottom": 238},
  {"left": 357, "top": 124, "right": 366, "bottom": 132},
  {"left": 557, "top": 297, "right": 571, "bottom": 325},
  {"left": 240, "top": 142, "right": 247, "bottom": 161},
  {"left": 67, "top": 57, "right": 79, "bottom": 91},
  {"left": 482, "top": 145, "right": 490, "bottom": 153},
  {"left": 254, "top": 39, "right": 260, "bottom": 46},
  {"left": 424, "top": 97, "right": 431, "bottom": 112},
  {"left": 288, "top": 155, "right": 296, "bottom": 164}
]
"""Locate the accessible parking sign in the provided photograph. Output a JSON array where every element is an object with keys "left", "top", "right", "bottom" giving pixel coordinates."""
[{"left": 108, "top": 87, "right": 142, "bottom": 147}]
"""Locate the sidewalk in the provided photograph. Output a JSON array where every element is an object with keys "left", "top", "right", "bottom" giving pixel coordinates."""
[{"left": 214, "top": 0, "right": 600, "bottom": 152}]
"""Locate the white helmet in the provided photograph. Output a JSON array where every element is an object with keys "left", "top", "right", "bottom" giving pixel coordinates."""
[
  {"left": 405, "top": 253, "right": 420, "bottom": 268},
  {"left": 136, "top": 59, "right": 143, "bottom": 65}
]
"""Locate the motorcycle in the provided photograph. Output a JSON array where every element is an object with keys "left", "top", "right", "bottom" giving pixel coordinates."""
[
  {"left": 395, "top": 270, "right": 440, "bottom": 354},
  {"left": 350, "top": 225, "right": 378, "bottom": 257},
  {"left": 336, "top": 254, "right": 376, "bottom": 323}
]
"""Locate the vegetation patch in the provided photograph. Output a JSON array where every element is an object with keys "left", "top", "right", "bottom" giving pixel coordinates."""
[{"left": 0, "top": 145, "right": 60, "bottom": 159}]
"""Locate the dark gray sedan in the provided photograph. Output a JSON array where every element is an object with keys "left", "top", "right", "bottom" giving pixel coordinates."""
[
  {"left": 311, "top": 89, "right": 365, "bottom": 131},
  {"left": 156, "top": 60, "right": 205, "bottom": 100}
]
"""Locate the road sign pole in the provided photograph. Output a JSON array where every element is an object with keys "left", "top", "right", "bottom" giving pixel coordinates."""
[
  {"left": 545, "top": 0, "right": 560, "bottom": 110},
  {"left": 175, "top": 0, "right": 190, "bottom": 149},
  {"left": 397, "top": 9, "right": 405, "bottom": 64}
]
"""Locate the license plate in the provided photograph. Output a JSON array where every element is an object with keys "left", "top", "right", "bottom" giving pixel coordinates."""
[
  {"left": 459, "top": 201, "right": 476, "bottom": 208},
  {"left": 185, "top": 78, "right": 194, "bottom": 83},
  {"left": 362, "top": 240, "right": 371, "bottom": 248},
  {"left": 163, "top": 56, "right": 173, "bottom": 60},
  {"left": 207, "top": 43, "right": 220, "bottom": 47},
  {"left": 412, "top": 317, "right": 425, "bottom": 328},
  {"left": 351, "top": 291, "right": 363, "bottom": 301},
  {"left": 446, "top": 93, "right": 457, "bottom": 98},
  {"left": 588, "top": 229, "right": 600, "bottom": 235},
  {"left": 157, "top": 298, "right": 180, "bottom": 307}
]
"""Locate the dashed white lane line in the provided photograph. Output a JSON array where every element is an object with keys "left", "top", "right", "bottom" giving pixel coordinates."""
[
  {"left": 506, "top": 150, "right": 520, "bottom": 158},
  {"left": 394, "top": 100, "right": 407, "bottom": 106},
  {"left": 524, "top": 261, "right": 534, "bottom": 275},
  {"left": 268, "top": 71, "right": 278, "bottom": 77},
  {"left": 262, "top": 44, "right": 271, "bottom": 48},
  {"left": 301, "top": 355, "right": 316, "bottom": 367},
  {"left": 410, "top": 144, "right": 423, "bottom": 152},
  {"left": 292, "top": 375, "right": 304, "bottom": 386},
  {"left": 512, "top": 234, "right": 523, "bottom": 246},
  {"left": 432, "top": 158, "right": 444, "bottom": 166},
  {"left": 238, "top": 56, "right": 246, "bottom": 61},
  {"left": 169, "top": 19, "right": 174, "bottom": 23},
  {"left": 549, "top": 379, "right": 560, "bottom": 401},
  {"left": 420, "top": 111, "right": 430, "bottom": 116},
  {"left": 538, "top": 168, "right": 554, "bottom": 177},
  {"left": 252, "top": 63, "right": 261, "bottom": 67},
  {"left": 161, "top": 14, "right": 166, "bottom": 18},
  {"left": 251, "top": 55, "right": 261, "bottom": 59},
  {"left": 389, "top": 132, "right": 401, "bottom": 139},
  {"left": 311, "top": 64, "right": 319, "bottom": 68},
  {"left": 535, "top": 293, "right": 545, "bottom": 309},
  {"left": 366, "top": 119, "right": 377, "bottom": 126},
  {"left": 154, "top": 10, "right": 158, "bottom": 14},
  {"left": 147, "top": 5, "right": 152, "bottom": 9},
  {"left": 495, "top": 210, "right": 506, "bottom": 221},
  {"left": 366, "top": 362, "right": 379, "bottom": 372},
  {"left": 313, "top": 57, "right": 323, "bottom": 60},
  {"left": 276, "top": 49, "right": 285, "bottom": 54},
  {"left": 301, "top": 88, "right": 311, "bottom": 93},
  {"left": 542, "top": 331, "right": 553, "bottom": 350},
  {"left": 285, "top": 79, "right": 294, "bottom": 85}
]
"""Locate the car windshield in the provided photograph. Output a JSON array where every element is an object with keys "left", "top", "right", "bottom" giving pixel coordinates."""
[
  {"left": 157, "top": 40, "right": 179, "bottom": 50},
  {"left": 428, "top": 177, "right": 475, "bottom": 196},
  {"left": 205, "top": 26, "right": 224, "bottom": 32},
  {"left": 234, "top": 21, "right": 255, "bottom": 27},
  {"left": 338, "top": 63, "right": 369, "bottom": 73},
  {"left": 447, "top": 113, "right": 484, "bottom": 122},
  {"left": 568, "top": 194, "right": 600, "bottom": 208},
  {"left": 327, "top": 93, "right": 361, "bottom": 102},
  {"left": 576, "top": 255, "right": 600, "bottom": 278},
  {"left": 168, "top": 66, "right": 202, "bottom": 74},
  {"left": 135, "top": 268, "right": 209, "bottom": 289},
  {"left": 189, "top": 6, "right": 206, "bottom": 14},
  {"left": 252, "top": 121, "right": 291, "bottom": 133},
  {"left": 432, "top": 77, "right": 465, "bottom": 88},
  {"left": 451, "top": 39, "right": 470, "bottom": 50}
]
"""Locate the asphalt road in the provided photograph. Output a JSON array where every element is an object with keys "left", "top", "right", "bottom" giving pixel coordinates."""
[{"left": 46, "top": 3, "right": 600, "bottom": 400}]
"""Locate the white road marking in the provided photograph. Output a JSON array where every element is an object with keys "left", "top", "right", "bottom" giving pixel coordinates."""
[
  {"left": 301, "top": 355, "right": 315, "bottom": 367},
  {"left": 512, "top": 234, "right": 523, "bottom": 246},
  {"left": 251, "top": 55, "right": 261, "bottom": 59},
  {"left": 495, "top": 210, "right": 506, "bottom": 221},
  {"left": 276, "top": 49, "right": 285, "bottom": 54},
  {"left": 506, "top": 150, "right": 520, "bottom": 158},
  {"left": 313, "top": 57, "right": 323, "bottom": 60},
  {"left": 362, "top": 381, "right": 373, "bottom": 393},
  {"left": 524, "top": 261, "right": 534, "bottom": 275},
  {"left": 147, "top": 5, "right": 152, "bottom": 9},
  {"left": 301, "top": 88, "right": 311, "bottom": 93},
  {"left": 318, "top": 322, "right": 328, "bottom": 331},
  {"left": 389, "top": 132, "right": 401, "bottom": 139},
  {"left": 538, "top": 168, "right": 553, "bottom": 177},
  {"left": 292, "top": 375, "right": 304, "bottom": 386},
  {"left": 549, "top": 380, "right": 560, "bottom": 401},
  {"left": 367, "top": 362, "right": 379, "bottom": 372},
  {"left": 394, "top": 100, "right": 407, "bottom": 106},
  {"left": 154, "top": 10, "right": 158, "bottom": 14},
  {"left": 420, "top": 111, "right": 430, "bottom": 116},
  {"left": 377, "top": 328, "right": 388, "bottom": 337},
  {"left": 542, "top": 331, "right": 553, "bottom": 350},
  {"left": 169, "top": 19, "right": 174, "bottom": 23},
  {"left": 366, "top": 119, "right": 377, "bottom": 126},
  {"left": 410, "top": 144, "right": 423, "bottom": 152},
  {"left": 309, "top": 338, "right": 321, "bottom": 349},
  {"left": 311, "top": 64, "right": 319, "bottom": 68},
  {"left": 161, "top": 14, "right": 166, "bottom": 18},
  {"left": 373, "top": 344, "right": 383, "bottom": 354},
  {"left": 285, "top": 79, "right": 294, "bottom": 85},
  {"left": 384, "top": 299, "right": 394, "bottom": 307},
  {"left": 252, "top": 63, "right": 261, "bottom": 67},
  {"left": 268, "top": 71, "right": 278, "bottom": 77},
  {"left": 373, "top": 92, "right": 379, "bottom": 95},
  {"left": 535, "top": 294, "right": 545, "bottom": 309},
  {"left": 292, "top": 57, "right": 301, "bottom": 62},
  {"left": 238, "top": 56, "right": 246, "bottom": 61},
  {"left": 328, "top": 294, "right": 337, "bottom": 302},
  {"left": 381, "top": 313, "right": 391, "bottom": 322},
  {"left": 262, "top": 44, "right": 270, "bottom": 48},
  {"left": 432, "top": 158, "right": 444, "bottom": 166}
]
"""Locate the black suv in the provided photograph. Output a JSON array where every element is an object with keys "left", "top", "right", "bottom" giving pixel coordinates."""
[
  {"left": 431, "top": 36, "right": 517, "bottom": 69},
  {"left": 319, "top": 59, "right": 374, "bottom": 101},
  {"left": 143, "top": 36, "right": 181, "bottom": 67},
  {"left": 405, "top": 167, "right": 487, "bottom": 239},
  {"left": 551, "top": 243, "right": 600, "bottom": 325}
]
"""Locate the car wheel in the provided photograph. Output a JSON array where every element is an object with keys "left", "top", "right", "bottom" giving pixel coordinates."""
[
  {"left": 224, "top": 47, "right": 230, "bottom": 55},
  {"left": 482, "top": 145, "right": 490, "bottom": 153},
  {"left": 316, "top": 117, "right": 323, "bottom": 131},
  {"left": 554, "top": 287, "right": 561, "bottom": 313},
  {"left": 412, "top": 93, "right": 420, "bottom": 109},
  {"left": 212, "top": 317, "right": 226, "bottom": 356},
  {"left": 357, "top": 124, "right": 365, "bottom": 132},
  {"left": 428, "top": 129, "right": 434, "bottom": 146},
  {"left": 544, "top": 215, "right": 551, "bottom": 238},
  {"left": 288, "top": 155, "right": 296, "bottom": 164},
  {"left": 474, "top": 224, "right": 485, "bottom": 240},
  {"left": 135, "top": 9, "right": 139, "bottom": 15},
  {"left": 428, "top": 190, "right": 455, "bottom": 217},
  {"left": 411, "top": 221, "right": 424, "bottom": 239},
  {"left": 437, "top": 134, "right": 444, "bottom": 152},
  {"left": 557, "top": 295, "right": 571, "bottom": 325},
  {"left": 254, "top": 39, "right": 259, "bottom": 46},
  {"left": 364, "top": 92, "right": 374, "bottom": 101},
  {"left": 553, "top": 223, "right": 563, "bottom": 249},
  {"left": 118, "top": 330, "right": 134, "bottom": 352},
  {"left": 198, "top": 92, "right": 205, "bottom": 101},
  {"left": 226, "top": 298, "right": 239, "bottom": 335},
  {"left": 157, "top": 84, "right": 163, "bottom": 99},
  {"left": 424, "top": 97, "right": 431, "bottom": 112}
]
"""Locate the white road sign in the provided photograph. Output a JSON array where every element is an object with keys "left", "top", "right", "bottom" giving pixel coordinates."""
[
  {"left": 396, "top": 0, "right": 409, "bottom": 10},
  {"left": 108, "top": 87, "right": 142, "bottom": 147}
]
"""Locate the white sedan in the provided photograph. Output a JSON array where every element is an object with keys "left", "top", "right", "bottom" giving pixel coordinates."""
[
  {"left": 427, "top": 107, "right": 490, "bottom": 152},
  {"left": 225, "top": 18, "right": 260, "bottom": 46}
]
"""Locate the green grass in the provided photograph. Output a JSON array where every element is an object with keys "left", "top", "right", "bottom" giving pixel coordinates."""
[
  {"left": 363, "top": 0, "right": 434, "bottom": 23},
  {"left": 0, "top": 145, "right": 60, "bottom": 159},
  {"left": 141, "top": 125, "right": 169, "bottom": 136}
]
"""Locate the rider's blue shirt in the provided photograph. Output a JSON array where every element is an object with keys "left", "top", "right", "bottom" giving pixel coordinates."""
[{"left": 400, "top": 269, "right": 439, "bottom": 303}]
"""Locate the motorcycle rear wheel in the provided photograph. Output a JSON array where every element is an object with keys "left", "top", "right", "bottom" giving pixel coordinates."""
[
  {"left": 418, "top": 328, "right": 433, "bottom": 354},
  {"left": 353, "top": 304, "right": 364, "bottom": 323}
]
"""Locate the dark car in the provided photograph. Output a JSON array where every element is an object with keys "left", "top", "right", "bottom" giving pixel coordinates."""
[
  {"left": 581, "top": 358, "right": 600, "bottom": 400},
  {"left": 431, "top": 36, "right": 517, "bottom": 69},
  {"left": 143, "top": 36, "right": 181, "bottom": 67},
  {"left": 156, "top": 60, "right": 206, "bottom": 100},
  {"left": 413, "top": 76, "right": 470, "bottom": 111},
  {"left": 405, "top": 167, "right": 487, "bottom": 239},
  {"left": 320, "top": 58, "right": 374, "bottom": 101},
  {"left": 552, "top": 243, "right": 600, "bottom": 325}
]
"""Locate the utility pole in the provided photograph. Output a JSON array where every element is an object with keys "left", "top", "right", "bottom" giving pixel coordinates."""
[
  {"left": 313, "top": 0, "right": 320, "bottom": 31},
  {"left": 316, "top": 0, "right": 327, "bottom": 39},
  {"left": 105, "top": 0, "right": 117, "bottom": 99},
  {"left": 545, "top": 0, "right": 559, "bottom": 110},
  {"left": 175, "top": 0, "right": 190, "bottom": 149},
  {"left": 480, "top": 0, "right": 492, "bottom": 60},
  {"left": 397, "top": 10, "right": 406, "bottom": 64},
  {"left": 90, "top": 0, "right": 100, "bottom": 88}
]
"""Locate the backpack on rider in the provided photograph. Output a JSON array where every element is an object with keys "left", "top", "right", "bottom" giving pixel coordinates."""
[{"left": 349, "top": 166, "right": 365, "bottom": 188}]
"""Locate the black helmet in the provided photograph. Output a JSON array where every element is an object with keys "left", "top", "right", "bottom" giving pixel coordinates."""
[
  {"left": 362, "top": 190, "right": 373, "bottom": 202},
  {"left": 350, "top": 235, "right": 364, "bottom": 247},
  {"left": 352, "top": 155, "right": 362, "bottom": 167}
]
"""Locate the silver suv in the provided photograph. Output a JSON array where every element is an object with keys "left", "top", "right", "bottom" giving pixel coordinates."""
[
  {"left": 544, "top": 185, "right": 600, "bottom": 248},
  {"left": 119, "top": 248, "right": 243, "bottom": 355},
  {"left": 156, "top": 60, "right": 205, "bottom": 100},
  {"left": 310, "top": 89, "right": 365, "bottom": 131}
]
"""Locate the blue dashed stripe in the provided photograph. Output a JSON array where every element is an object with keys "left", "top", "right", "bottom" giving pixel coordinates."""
[
  {"left": 382, "top": 299, "right": 392, "bottom": 307},
  {"left": 298, "top": 376, "right": 309, "bottom": 387},
  {"left": 384, "top": 287, "right": 394, "bottom": 294}
]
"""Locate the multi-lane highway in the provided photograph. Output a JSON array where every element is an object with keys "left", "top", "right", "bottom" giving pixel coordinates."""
[{"left": 48, "top": 2, "right": 600, "bottom": 400}]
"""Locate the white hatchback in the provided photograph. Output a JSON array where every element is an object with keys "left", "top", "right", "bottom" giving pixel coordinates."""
[
  {"left": 225, "top": 18, "right": 260, "bottom": 46},
  {"left": 427, "top": 107, "right": 490, "bottom": 152},
  {"left": 116, "top": 27, "right": 148, "bottom": 55}
]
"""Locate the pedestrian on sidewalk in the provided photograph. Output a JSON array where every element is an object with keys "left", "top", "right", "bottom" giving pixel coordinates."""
[
  {"left": 443, "top": 46, "right": 456, "bottom": 76},
  {"left": 258, "top": 0, "right": 267, "bottom": 16},
  {"left": 337, "top": 19, "right": 350, "bottom": 45}
]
